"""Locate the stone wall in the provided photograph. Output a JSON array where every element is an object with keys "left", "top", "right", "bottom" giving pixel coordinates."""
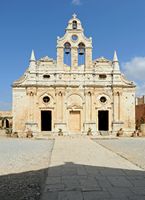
[
  {"left": 136, "top": 104, "right": 145, "bottom": 129},
  {"left": 0, "top": 111, "right": 12, "bottom": 129}
]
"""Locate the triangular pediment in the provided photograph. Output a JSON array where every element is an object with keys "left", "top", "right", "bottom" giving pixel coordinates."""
[
  {"left": 94, "top": 57, "right": 111, "bottom": 63},
  {"left": 39, "top": 56, "right": 54, "bottom": 62}
]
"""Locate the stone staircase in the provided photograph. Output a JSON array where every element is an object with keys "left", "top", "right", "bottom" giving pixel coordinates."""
[{"left": 34, "top": 131, "right": 54, "bottom": 139}]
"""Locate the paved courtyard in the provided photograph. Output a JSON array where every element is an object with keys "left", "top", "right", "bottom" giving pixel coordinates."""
[
  {"left": 1, "top": 137, "right": 145, "bottom": 200},
  {"left": 41, "top": 137, "right": 145, "bottom": 200},
  {"left": 0, "top": 138, "right": 54, "bottom": 200},
  {"left": 94, "top": 137, "right": 145, "bottom": 169}
]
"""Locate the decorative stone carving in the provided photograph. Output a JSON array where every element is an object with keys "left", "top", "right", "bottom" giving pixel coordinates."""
[
  {"left": 26, "top": 87, "right": 37, "bottom": 96},
  {"left": 12, "top": 14, "right": 136, "bottom": 136}
]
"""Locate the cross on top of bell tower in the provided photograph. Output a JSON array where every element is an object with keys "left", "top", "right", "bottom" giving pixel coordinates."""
[{"left": 72, "top": 13, "right": 77, "bottom": 18}]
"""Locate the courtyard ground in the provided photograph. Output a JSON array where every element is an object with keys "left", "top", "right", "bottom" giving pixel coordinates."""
[
  {"left": 93, "top": 137, "right": 145, "bottom": 169},
  {"left": 0, "top": 138, "right": 54, "bottom": 200},
  {"left": 41, "top": 137, "right": 145, "bottom": 200},
  {"left": 1, "top": 137, "right": 145, "bottom": 200}
]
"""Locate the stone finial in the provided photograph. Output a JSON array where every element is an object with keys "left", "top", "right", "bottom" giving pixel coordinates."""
[
  {"left": 29, "top": 49, "right": 36, "bottom": 71},
  {"left": 113, "top": 50, "right": 120, "bottom": 72},
  {"left": 30, "top": 50, "right": 36, "bottom": 61},
  {"left": 113, "top": 51, "right": 118, "bottom": 62}
]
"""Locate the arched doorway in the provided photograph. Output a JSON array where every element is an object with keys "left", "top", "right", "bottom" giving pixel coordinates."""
[
  {"left": 2, "top": 118, "right": 9, "bottom": 128},
  {"left": 5, "top": 119, "right": 9, "bottom": 128}
]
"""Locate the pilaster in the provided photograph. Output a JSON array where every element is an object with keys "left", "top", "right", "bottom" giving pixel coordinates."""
[
  {"left": 85, "top": 47, "right": 92, "bottom": 70},
  {"left": 57, "top": 47, "right": 64, "bottom": 69},
  {"left": 71, "top": 47, "right": 78, "bottom": 70}
]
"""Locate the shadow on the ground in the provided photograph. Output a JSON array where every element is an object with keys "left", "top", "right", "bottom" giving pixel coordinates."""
[
  {"left": 1, "top": 162, "right": 145, "bottom": 200},
  {"left": 0, "top": 168, "right": 48, "bottom": 200}
]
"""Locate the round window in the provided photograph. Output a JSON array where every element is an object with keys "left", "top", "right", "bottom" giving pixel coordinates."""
[
  {"left": 100, "top": 96, "right": 107, "bottom": 103},
  {"left": 72, "top": 35, "right": 78, "bottom": 41},
  {"left": 43, "top": 96, "right": 50, "bottom": 103}
]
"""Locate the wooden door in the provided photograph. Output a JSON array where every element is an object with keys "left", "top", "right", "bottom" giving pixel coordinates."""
[{"left": 69, "top": 111, "right": 81, "bottom": 132}]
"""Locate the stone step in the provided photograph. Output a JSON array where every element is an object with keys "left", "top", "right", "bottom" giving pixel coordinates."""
[{"left": 99, "top": 131, "right": 110, "bottom": 136}]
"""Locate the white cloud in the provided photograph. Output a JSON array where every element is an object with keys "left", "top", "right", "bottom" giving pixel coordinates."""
[
  {"left": 122, "top": 56, "right": 145, "bottom": 96},
  {"left": 122, "top": 57, "right": 145, "bottom": 81},
  {"left": 135, "top": 82, "right": 145, "bottom": 96},
  {"left": 72, "top": 0, "right": 81, "bottom": 5}
]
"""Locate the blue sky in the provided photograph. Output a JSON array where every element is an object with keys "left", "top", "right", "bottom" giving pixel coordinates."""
[{"left": 1, "top": 0, "right": 145, "bottom": 110}]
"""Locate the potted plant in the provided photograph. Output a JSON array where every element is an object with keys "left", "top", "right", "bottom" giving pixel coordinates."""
[
  {"left": 87, "top": 128, "right": 92, "bottom": 136},
  {"left": 58, "top": 128, "right": 63, "bottom": 136}
]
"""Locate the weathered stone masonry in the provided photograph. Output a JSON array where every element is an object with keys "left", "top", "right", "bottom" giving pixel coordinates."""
[{"left": 12, "top": 14, "right": 136, "bottom": 136}]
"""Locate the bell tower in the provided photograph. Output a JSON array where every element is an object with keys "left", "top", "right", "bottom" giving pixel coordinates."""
[{"left": 57, "top": 14, "right": 92, "bottom": 70}]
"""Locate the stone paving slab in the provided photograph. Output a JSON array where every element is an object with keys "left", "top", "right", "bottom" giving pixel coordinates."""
[
  {"left": 41, "top": 137, "right": 145, "bottom": 200},
  {"left": 94, "top": 138, "right": 145, "bottom": 169}
]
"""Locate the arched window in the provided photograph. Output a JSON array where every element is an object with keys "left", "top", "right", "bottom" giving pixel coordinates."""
[
  {"left": 78, "top": 43, "right": 85, "bottom": 66},
  {"left": 64, "top": 42, "right": 71, "bottom": 66},
  {"left": 72, "top": 20, "right": 77, "bottom": 29}
]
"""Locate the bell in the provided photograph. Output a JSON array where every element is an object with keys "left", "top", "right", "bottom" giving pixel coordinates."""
[
  {"left": 79, "top": 48, "right": 85, "bottom": 55},
  {"left": 72, "top": 21, "right": 77, "bottom": 29},
  {"left": 65, "top": 48, "right": 70, "bottom": 54},
  {"left": 64, "top": 42, "right": 71, "bottom": 54}
]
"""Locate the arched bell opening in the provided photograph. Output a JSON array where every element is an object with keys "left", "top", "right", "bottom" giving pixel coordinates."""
[
  {"left": 72, "top": 20, "right": 77, "bottom": 29},
  {"left": 78, "top": 42, "right": 85, "bottom": 66},
  {"left": 64, "top": 42, "right": 71, "bottom": 66}
]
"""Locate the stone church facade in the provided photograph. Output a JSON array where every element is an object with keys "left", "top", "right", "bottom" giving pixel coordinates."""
[{"left": 12, "top": 14, "right": 135, "bottom": 136}]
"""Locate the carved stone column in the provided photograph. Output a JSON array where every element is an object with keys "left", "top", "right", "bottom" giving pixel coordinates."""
[
  {"left": 112, "top": 90, "right": 124, "bottom": 133},
  {"left": 57, "top": 91, "right": 63, "bottom": 122},
  {"left": 84, "top": 90, "right": 96, "bottom": 134},
  {"left": 71, "top": 47, "right": 78, "bottom": 70},
  {"left": 119, "top": 91, "right": 123, "bottom": 121},
  {"left": 55, "top": 90, "right": 67, "bottom": 133},
  {"left": 113, "top": 91, "right": 119, "bottom": 122},
  {"left": 88, "top": 91, "right": 92, "bottom": 122},
  {"left": 57, "top": 47, "right": 64, "bottom": 69},
  {"left": 25, "top": 87, "right": 38, "bottom": 133},
  {"left": 85, "top": 47, "right": 92, "bottom": 70}
]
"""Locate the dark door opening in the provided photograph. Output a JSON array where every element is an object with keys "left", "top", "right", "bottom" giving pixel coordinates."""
[
  {"left": 6, "top": 119, "right": 9, "bottom": 128},
  {"left": 41, "top": 111, "right": 52, "bottom": 131},
  {"left": 98, "top": 110, "right": 109, "bottom": 131}
]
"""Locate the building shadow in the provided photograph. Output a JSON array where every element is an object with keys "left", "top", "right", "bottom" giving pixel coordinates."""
[
  {"left": 0, "top": 162, "right": 145, "bottom": 200},
  {"left": 0, "top": 168, "right": 48, "bottom": 200}
]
